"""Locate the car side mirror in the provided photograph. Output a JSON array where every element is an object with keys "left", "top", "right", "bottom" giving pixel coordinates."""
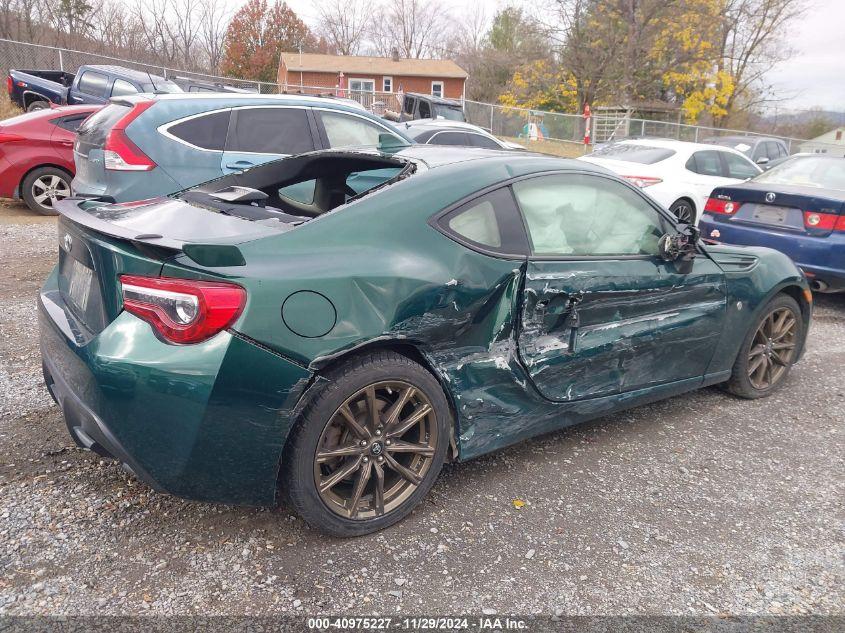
[
  {"left": 658, "top": 223, "right": 700, "bottom": 274},
  {"left": 756, "top": 157, "right": 769, "bottom": 165}
]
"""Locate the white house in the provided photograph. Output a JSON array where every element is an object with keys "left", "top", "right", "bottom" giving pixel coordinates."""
[{"left": 799, "top": 127, "right": 845, "bottom": 156}]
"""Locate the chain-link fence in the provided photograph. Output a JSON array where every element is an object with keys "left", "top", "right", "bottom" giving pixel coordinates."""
[
  {"left": 0, "top": 38, "right": 273, "bottom": 93},
  {"left": 1, "top": 37, "right": 844, "bottom": 157}
]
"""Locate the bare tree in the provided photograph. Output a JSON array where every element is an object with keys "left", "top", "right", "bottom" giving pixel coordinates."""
[
  {"left": 167, "top": 0, "right": 202, "bottom": 70},
  {"left": 369, "top": 0, "right": 448, "bottom": 59},
  {"left": 715, "top": 0, "right": 805, "bottom": 124},
  {"left": 132, "top": 0, "right": 180, "bottom": 66},
  {"left": 315, "top": 0, "right": 367, "bottom": 55},
  {"left": 198, "top": 0, "right": 229, "bottom": 72}
]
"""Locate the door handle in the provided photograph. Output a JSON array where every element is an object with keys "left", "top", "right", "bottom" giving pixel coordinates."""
[
  {"left": 57, "top": 139, "right": 74, "bottom": 147},
  {"left": 225, "top": 160, "right": 254, "bottom": 170}
]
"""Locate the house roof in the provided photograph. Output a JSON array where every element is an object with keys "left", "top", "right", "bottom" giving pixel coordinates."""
[{"left": 280, "top": 53, "right": 468, "bottom": 79}]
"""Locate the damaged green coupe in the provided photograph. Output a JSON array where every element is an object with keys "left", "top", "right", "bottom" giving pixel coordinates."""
[{"left": 40, "top": 145, "right": 812, "bottom": 536}]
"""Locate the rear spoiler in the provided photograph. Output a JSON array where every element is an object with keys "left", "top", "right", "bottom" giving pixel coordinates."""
[{"left": 55, "top": 197, "right": 254, "bottom": 267}]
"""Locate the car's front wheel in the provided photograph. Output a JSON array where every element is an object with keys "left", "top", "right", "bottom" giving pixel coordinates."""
[
  {"left": 283, "top": 351, "right": 450, "bottom": 537},
  {"left": 725, "top": 294, "right": 805, "bottom": 399},
  {"left": 21, "top": 167, "right": 72, "bottom": 215}
]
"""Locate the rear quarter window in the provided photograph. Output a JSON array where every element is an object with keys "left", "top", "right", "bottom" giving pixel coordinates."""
[{"left": 167, "top": 110, "right": 230, "bottom": 151}]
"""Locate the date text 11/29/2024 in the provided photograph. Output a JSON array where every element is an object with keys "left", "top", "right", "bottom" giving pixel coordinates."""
[{"left": 307, "top": 616, "right": 528, "bottom": 630}]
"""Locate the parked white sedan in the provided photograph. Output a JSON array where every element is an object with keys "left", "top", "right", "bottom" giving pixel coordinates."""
[{"left": 579, "top": 139, "right": 762, "bottom": 223}]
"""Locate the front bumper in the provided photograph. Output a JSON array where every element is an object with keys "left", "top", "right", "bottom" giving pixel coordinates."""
[{"left": 38, "top": 267, "right": 313, "bottom": 505}]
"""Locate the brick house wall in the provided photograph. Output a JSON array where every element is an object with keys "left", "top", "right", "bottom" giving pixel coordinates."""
[{"left": 279, "top": 66, "right": 465, "bottom": 99}]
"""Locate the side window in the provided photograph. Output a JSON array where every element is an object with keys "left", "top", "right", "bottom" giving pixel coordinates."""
[
  {"left": 321, "top": 111, "right": 400, "bottom": 148},
  {"left": 777, "top": 142, "right": 789, "bottom": 158},
  {"left": 418, "top": 100, "right": 432, "bottom": 119},
  {"left": 227, "top": 107, "right": 314, "bottom": 154},
  {"left": 437, "top": 187, "right": 527, "bottom": 255},
  {"left": 723, "top": 152, "right": 759, "bottom": 179},
  {"left": 111, "top": 79, "right": 138, "bottom": 97},
  {"left": 77, "top": 71, "right": 109, "bottom": 97},
  {"left": 512, "top": 174, "right": 665, "bottom": 257},
  {"left": 751, "top": 142, "right": 767, "bottom": 161},
  {"left": 403, "top": 97, "right": 415, "bottom": 115},
  {"left": 168, "top": 110, "right": 231, "bottom": 151},
  {"left": 686, "top": 150, "right": 724, "bottom": 177},
  {"left": 429, "top": 131, "right": 468, "bottom": 146},
  {"left": 467, "top": 133, "right": 502, "bottom": 149}
]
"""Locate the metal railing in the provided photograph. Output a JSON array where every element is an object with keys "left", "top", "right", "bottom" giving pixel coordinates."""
[{"left": 1, "top": 37, "right": 843, "bottom": 156}]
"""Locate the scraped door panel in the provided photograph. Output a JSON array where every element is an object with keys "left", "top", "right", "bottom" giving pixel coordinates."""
[{"left": 518, "top": 257, "right": 727, "bottom": 402}]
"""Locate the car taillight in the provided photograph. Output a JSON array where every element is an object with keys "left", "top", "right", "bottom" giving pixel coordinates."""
[
  {"left": 5, "top": 76, "right": 11, "bottom": 95},
  {"left": 704, "top": 198, "right": 741, "bottom": 215},
  {"left": 119, "top": 275, "right": 246, "bottom": 344},
  {"left": 803, "top": 211, "right": 845, "bottom": 232},
  {"left": 104, "top": 101, "right": 156, "bottom": 171},
  {"left": 623, "top": 175, "right": 662, "bottom": 188}
]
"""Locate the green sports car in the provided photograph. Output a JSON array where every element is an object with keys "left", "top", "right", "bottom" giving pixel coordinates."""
[{"left": 40, "top": 145, "right": 812, "bottom": 536}]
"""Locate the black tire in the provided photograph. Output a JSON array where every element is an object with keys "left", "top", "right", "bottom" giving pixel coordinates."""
[
  {"left": 724, "top": 294, "right": 805, "bottom": 399},
  {"left": 283, "top": 350, "right": 450, "bottom": 537},
  {"left": 669, "top": 199, "right": 696, "bottom": 224},
  {"left": 21, "top": 166, "right": 72, "bottom": 216},
  {"left": 26, "top": 100, "right": 49, "bottom": 112}
]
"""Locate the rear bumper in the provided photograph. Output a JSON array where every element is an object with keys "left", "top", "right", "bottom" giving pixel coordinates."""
[
  {"left": 38, "top": 266, "right": 314, "bottom": 505},
  {"left": 701, "top": 214, "right": 845, "bottom": 291}
]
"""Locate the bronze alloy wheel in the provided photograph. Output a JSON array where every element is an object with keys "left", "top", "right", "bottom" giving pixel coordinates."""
[
  {"left": 314, "top": 380, "right": 438, "bottom": 520},
  {"left": 747, "top": 306, "right": 799, "bottom": 390}
]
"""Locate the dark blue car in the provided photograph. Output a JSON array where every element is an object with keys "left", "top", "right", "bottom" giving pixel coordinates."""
[{"left": 700, "top": 155, "right": 845, "bottom": 292}]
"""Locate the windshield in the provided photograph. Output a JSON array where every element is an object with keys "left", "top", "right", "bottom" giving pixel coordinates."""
[
  {"left": 589, "top": 144, "right": 676, "bottom": 164},
  {"left": 710, "top": 138, "right": 754, "bottom": 156},
  {"left": 435, "top": 106, "right": 464, "bottom": 121},
  {"left": 754, "top": 156, "right": 845, "bottom": 191}
]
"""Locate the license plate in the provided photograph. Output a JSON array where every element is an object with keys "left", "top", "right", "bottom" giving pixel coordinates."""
[
  {"left": 66, "top": 258, "right": 94, "bottom": 313},
  {"left": 751, "top": 205, "right": 789, "bottom": 225}
]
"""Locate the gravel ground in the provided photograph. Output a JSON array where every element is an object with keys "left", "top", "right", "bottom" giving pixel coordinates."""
[{"left": 0, "top": 201, "right": 842, "bottom": 616}]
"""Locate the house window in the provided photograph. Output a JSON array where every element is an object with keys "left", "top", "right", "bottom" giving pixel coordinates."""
[
  {"left": 349, "top": 78, "right": 375, "bottom": 93},
  {"left": 431, "top": 81, "right": 444, "bottom": 98},
  {"left": 383, "top": 76, "right": 392, "bottom": 93}
]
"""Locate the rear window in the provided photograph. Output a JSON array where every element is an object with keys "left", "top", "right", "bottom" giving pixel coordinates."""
[
  {"left": 167, "top": 110, "right": 230, "bottom": 151},
  {"left": 755, "top": 156, "right": 845, "bottom": 191},
  {"left": 76, "top": 103, "right": 129, "bottom": 146},
  {"left": 589, "top": 144, "right": 675, "bottom": 164}
]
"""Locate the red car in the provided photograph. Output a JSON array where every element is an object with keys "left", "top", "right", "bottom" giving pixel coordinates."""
[{"left": 0, "top": 104, "right": 98, "bottom": 214}]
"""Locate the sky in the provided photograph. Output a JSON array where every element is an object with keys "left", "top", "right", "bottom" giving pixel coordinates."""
[{"left": 223, "top": 0, "right": 845, "bottom": 113}]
